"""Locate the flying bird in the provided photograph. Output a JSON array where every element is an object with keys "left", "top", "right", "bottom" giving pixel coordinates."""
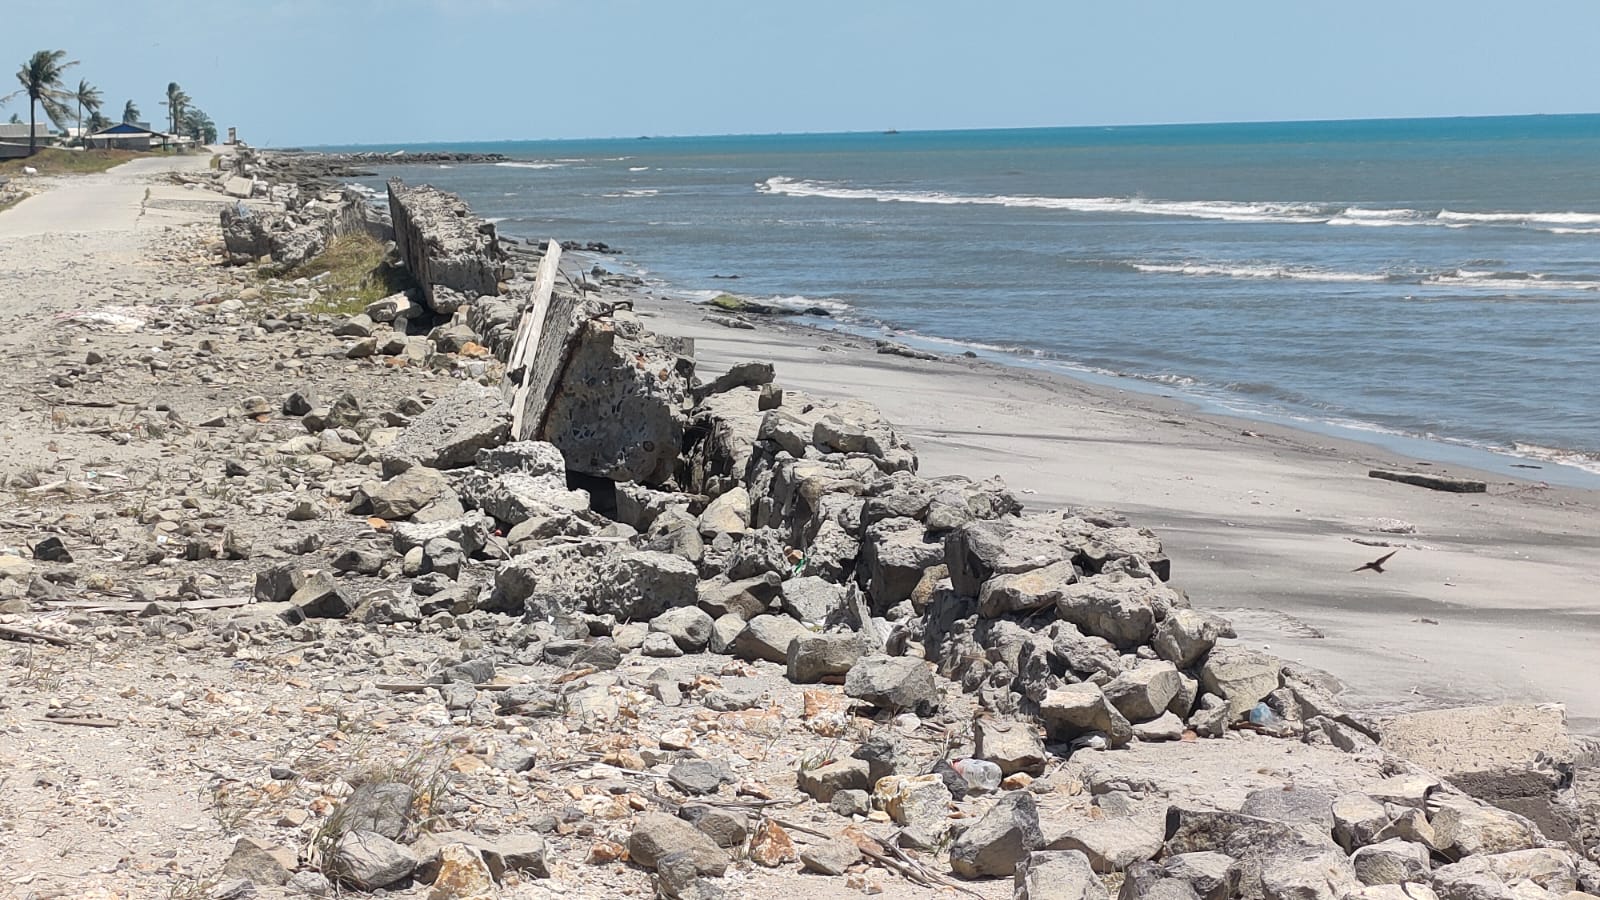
[{"left": 1352, "top": 550, "right": 1398, "bottom": 574}]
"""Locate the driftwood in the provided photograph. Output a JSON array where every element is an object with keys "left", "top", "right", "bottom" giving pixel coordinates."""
[
  {"left": 0, "top": 624, "right": 74, "bottom": 648},
  {"left": 1369, "top": 469, "right": 1487, "bottom": 493}
]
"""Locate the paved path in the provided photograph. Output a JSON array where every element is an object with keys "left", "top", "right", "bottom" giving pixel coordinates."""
[{"left": 0, "top": 153, "right": 217, "bottom": 238}]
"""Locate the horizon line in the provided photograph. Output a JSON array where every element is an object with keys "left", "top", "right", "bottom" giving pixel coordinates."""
[{"left": 291, "top": 109, "right": 1600, "bottom": 150}]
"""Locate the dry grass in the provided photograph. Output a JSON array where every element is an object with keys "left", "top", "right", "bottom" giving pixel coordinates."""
[
  {"left": 0, "top": 147, "right": 143, "bottom": 176},
  {"left": 280, "top": 232, "right": 412, "bottom": 316}
]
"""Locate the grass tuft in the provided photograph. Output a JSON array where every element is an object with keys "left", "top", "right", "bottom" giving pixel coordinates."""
[
  {"left": 280, "top": 232, "right": 413, "bottom": 317},
  {"left": 0, "top": 148, "right": 143, "bottom": 176}
]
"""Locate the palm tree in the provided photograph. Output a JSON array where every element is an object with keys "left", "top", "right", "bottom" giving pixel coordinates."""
[
  {"left": 181, "top": 107, "right": 217, "bottom": 145},
  {"left": 5, "top": 50, "right": 77, "bottom": 155},
  {"left": 122, "top": 99, "right": 140, "bottom": 125},
  {"left": 73, "top": 78, "right": 102, "bottom": 144},
  {"left": 86, "top": 110, "right": 110, "bottom": 133},
  {"left": 161, "top": 81, "right": 190, "bottom": 136}
]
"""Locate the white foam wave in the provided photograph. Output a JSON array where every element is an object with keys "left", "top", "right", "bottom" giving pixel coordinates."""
[
  {"left": 759, "top": 177, "right": 1328, "bottom": 223},
  {"left": 761, "top": 178, "right": 1600, "bottom": 235},
  {"left": 1511, "top": 443, "right": 1600, "bottom": 475},
  {"left": 495, "top": 161, "right": 563, "bottom": 170},
  {"left": 628, "top": 166, "right": 649, "bottom": 172},
  {"left": 1438, "top": 209, "right": 1600, "bottom": 226},
  {"left": 1423, "top": 270, "right": 1600, "bottom": 291},
  {"left": 1132, "top": 262, "right": 1389, "bottom": 283}
]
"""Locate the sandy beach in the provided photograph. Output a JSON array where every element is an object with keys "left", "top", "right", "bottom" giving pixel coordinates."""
[{"left": 633, "top": 294, "right": 1600, "bottom": 733}]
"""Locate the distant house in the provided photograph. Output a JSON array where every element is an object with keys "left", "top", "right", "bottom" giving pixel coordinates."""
[
  {"left": 84, "top": 122, "right": 170, "bottom": 151},
  {"left": 0, "top": 122, "right": 56, "bottom": 146}
]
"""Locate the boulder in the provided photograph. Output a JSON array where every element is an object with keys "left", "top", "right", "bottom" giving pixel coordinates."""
[
  {"left": 1104, "top": 661, "right": 1183, "bottom": 723},
  {"left": 387, "top": 179, "right": 508, "bottom": 313},
  {"left": 1152, "top": 610, "right": 1233, "bottom": 669},
  {"left": 787, "top": 632, "right": 866, "bottom": 683},
  {"left": 1380, "top": 704, "right": 1575, "bottom": 836},
  {"left": 367, "top": 466, "right": 450, "bottom": 520},
  {"left": 1352, "top": 838, "right": 1432, "bottom": 886},
  {"left": 797, "top": 758, "right": 871, "bottom": 803},
  {"left": 732, "top": 615, "right": 809, "bottom": 664},
  {"left": 859, "top": 516, "right": 945, "bottom": 610},
  {"left": 1056, "top": 575, "right": 1170, "bottom": 648},
  {"left": 1198, "top": 647, "right": 1283, "bottom": 720},
  {"left": 781, "top": 575, "right": 848, "bottom": 625},
  {"left": 1430, "top": 803, "right": 1543, "bottom": 857},
  {"left": 650, "top": 606, "right": 715, "bottom": 652},
  {"left": 1044, "top": 814, "right": 1165, "bottom": 873},
  {"left": 1430, "top": 849, "right": 1578, "bottom": 900},
  {"left": 1040, "top": 683, "right": 1133, "bottom": 748},
  {"left": 949, "top": 791, "right": 1043, "bottom": 878},
  {"left": 974, "top": 717, "right": 1047, "bottom": 776},
  {"left": 800, "top": 836, "right": 861, "bottom": 876},
  {"left": 328, "top": 831, "right": 416, "bottom": 890},
  {"left": 627, "top": 812, "right": 731, "bottom": 876},
  {"left": 1162, "top": 851, "right": 1243, "bottom": 900},
  {"left": 978, "top": 561, "right": 1077, "bottom": 618},
  {"left": 1016, "top": 850, "right": 1110, "bottom": 900},
  {"left": 844, "top": 655, "right": 939, "bottom": 713},
  {"left": 382, "top": 381, "right": 511, "bottom": 471}
]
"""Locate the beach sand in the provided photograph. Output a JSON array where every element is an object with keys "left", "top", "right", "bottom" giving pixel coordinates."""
[{"left": 635, "top": 295, "right": 1600, "bottom": 733}]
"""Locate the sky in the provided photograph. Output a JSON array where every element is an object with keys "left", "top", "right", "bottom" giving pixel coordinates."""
[{"left": 4, "top": 0, "right": 1600, "bottom": 146}]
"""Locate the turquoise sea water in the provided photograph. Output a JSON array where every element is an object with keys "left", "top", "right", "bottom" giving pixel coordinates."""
[{"left": 326, "top": 115, "right": 1600, "bottom": 483}]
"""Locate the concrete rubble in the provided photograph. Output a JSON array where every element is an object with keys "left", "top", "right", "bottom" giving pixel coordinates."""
[{"left": 0, "top": 150, "right": 1597, "bottom": 900}]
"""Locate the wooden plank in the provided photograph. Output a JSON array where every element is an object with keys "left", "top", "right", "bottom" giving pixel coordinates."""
[
  {"left": 505, "top": 240, "right": 562, "bottom": 434},
  {"left": 1368, "top": 469, "right": 1488, "bottom": 493}
]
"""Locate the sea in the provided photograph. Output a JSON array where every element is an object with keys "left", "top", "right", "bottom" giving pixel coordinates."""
[{"left": 325, "top": 114, "right": 1600, "bottom": 486}]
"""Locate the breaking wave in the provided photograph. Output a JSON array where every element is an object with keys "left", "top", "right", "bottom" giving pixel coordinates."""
[{"left": 760, "top": 177, "right": 1600, "bottom": 234}]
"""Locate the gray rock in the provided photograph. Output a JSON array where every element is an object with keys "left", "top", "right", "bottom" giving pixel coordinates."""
[
  {"left": 732, "top": 614, "right": 809, "bottom": 664},
  {"left": 797, "top": 758, "right": 871, "bottom": 803},
  {"left": 1198, "top": 646, "right": 1283, "bottom": 720},
  {"left": 708, "top": 613, "right": 745, "bottom": 655},
  {"left": 1241, "top": 787, "right": 1337, "bottom": 832},
  {"left": 949, "top": 790, "right": 1043, "bottom": 878},
  {"left": 1043, "top": 815, "right": 1165, "bottom": 873},
  {"left": 1152, "top": 609, "right": 1233, "bottom": 669},
  {"left": 669, "top": 759, "right": 736, "bottom": 796},
  {"left": 332, "top": 548, "right": 385, "bottom": 575},
  {"left": 381, "top": 381, "right": 511, "bottom": 471},
  {"left": 979, "top": 561, "right": 1077, "bottom": 618},
  {"left": 800, "top": 836, "right": 861, "bottom": 876},
  {"left": 1132, "top": 712, "right": 1186, "bottom": 742},
  {"left": 1119, "top": 863, "right": 1204, "bottom": 900},
  {"left": 1352, "top": 838, "right": 1431, "bottom": 886},
  {"left": 1429, "top": 803, "right": 1542, "bottom": 856},
  {"left": 627, "top": 811, "right": 732, "bottom": 875},
  {"left": 337, "top": 782, "right": 414, "bottom": 841},
  {"left": 651, "top": 606, "right": 715, "bottom": 652},
  {"left": 781, "top": 575, "right": 848, "bottom": 624},
  {"left": 681, "top": 805, "right": 749, "bottom": 849},
  {"left": 1040, "top": 682, "right": 1133, "bottom": 748},
  {"left": 975, "top": 717, "right": 1047, "bottom": 776},
  {"left": 1162, "top": 851, "right": 1242, "bottom": 900},
  {"left": 787, "top": 632, "right": 866, "bottom": 683},
  {"left": 643, "top": 631, "right": 685, "bottom": 657},
  {"left": 254, "top": 562, "right": 306, "bottom": 604},
  {"left": 859, "top": 516, "right": 945, "bottom": 610},
  {"left": 286, "top": 574, "right": 352, "bottom": 620},
  {"left": 367, "top": 467, "right": 449, "bottom": 520},
  {"left": 843, "top": 655, "right": 939, "bottom": 713},
  {"left": 327, "top": 830, "right": 416, "bottom": 890},
  {"left": 1056, "top": 574, "right": 1172, "bottom": 649},
  {"left": 220, "top": 837, "right": 291, "bottom": 886},
  {"left": 1016, "top": 850, "right": 1111, "bottom": 900},
  {"left": 1104, "top": 661, "right": 1183, "bottom": 722},
  {"left": 831, "top": 789, "right": 871, "bottom": 818}
]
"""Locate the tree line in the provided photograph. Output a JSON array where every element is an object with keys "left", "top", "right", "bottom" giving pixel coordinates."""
[{"left": 1, "top": 49, "right": 218, "bottom": 155}]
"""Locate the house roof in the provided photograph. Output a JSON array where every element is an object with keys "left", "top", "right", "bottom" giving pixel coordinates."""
[
  {"left": 91, "top": 122, "right": 163, "bottom": 137},
  {"left": 0, "top": 123, "right": 51, "bottom": 139}
]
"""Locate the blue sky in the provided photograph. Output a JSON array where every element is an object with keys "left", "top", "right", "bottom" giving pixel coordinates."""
[{"left": 5, "top": 0, "right": 1599, "bottom": 146}]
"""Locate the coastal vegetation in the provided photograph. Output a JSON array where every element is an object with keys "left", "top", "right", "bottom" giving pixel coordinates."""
[
  {"left": 282, "top": 232, "right": 413, "bottom": 315},
  {"left": 0, "top": 147, "right": 140, "bottom": 176},
  {"left": 0, "top": 52, "right": 219, "bottom": 155},
  {"left": 5, "top": 50, "right": 75, "bottom": 154}
]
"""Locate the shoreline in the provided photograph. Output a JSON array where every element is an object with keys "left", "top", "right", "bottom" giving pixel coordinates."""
[{"left": 613, "top": 285, "right": 1600, "bottom": 734}]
